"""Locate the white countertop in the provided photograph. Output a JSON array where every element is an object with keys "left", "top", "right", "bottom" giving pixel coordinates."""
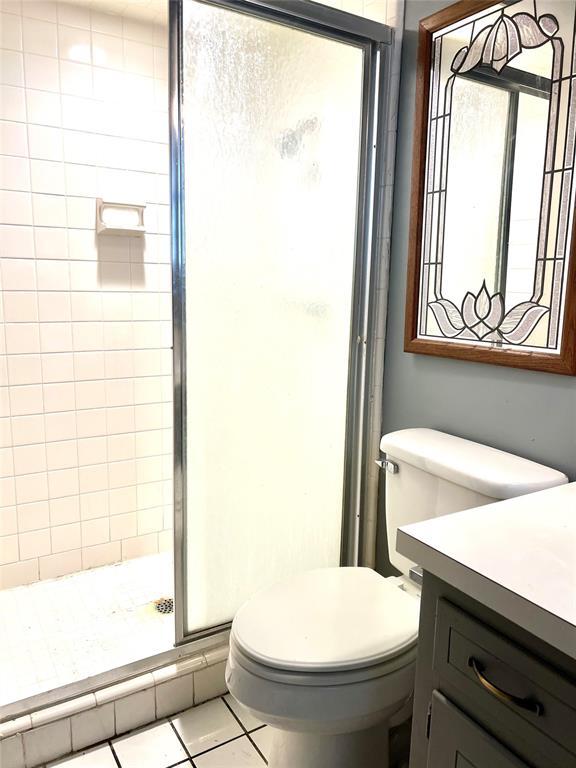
[{"left": 396, "top": 482, "right": 576, "bottom": 660}]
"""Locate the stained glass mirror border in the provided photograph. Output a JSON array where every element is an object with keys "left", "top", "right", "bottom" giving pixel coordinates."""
[{"left": 405, "top": 0, "right": 576, "bottom": 375}]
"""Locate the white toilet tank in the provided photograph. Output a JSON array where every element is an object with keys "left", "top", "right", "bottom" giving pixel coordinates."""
[{"left": 380, "top": 428, "right": 568, "bottom": 576}]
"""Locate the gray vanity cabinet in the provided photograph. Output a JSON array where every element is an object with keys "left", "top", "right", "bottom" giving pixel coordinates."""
[
  {"left": 410, "top": 574, "right": 576, "bottom": 768},
  {"left": 427, "top": 691, "right": 529, "bottom": 768}
]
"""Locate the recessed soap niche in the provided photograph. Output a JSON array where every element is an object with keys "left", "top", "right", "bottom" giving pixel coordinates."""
[{"left": 96, "top": 199, "right": 146, "bottom": 236}]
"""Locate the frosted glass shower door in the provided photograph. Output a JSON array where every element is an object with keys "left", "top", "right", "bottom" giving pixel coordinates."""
[{"left": 176, "top": 0, "right": 371, "bottom": 636}]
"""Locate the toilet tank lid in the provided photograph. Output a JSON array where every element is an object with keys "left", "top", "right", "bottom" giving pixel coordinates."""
[{"left": 380, "top": 429, "right": 568, "bottom": 500}]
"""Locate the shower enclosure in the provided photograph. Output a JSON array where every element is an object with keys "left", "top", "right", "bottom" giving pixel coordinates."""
[
  {"left": 171, "top": 0, "right": 391, "bottom": 644},
  {"left": 0, "top": 0, "right": 394, "bottom": 719}
]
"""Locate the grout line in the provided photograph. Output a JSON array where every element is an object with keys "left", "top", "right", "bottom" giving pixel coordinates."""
[
  {"left": 168, "top": 718, "right": 197, "bottom": 768},
  {"left": 109, "top": 738, "right": 123, "bottom": 768},
  {"left": 221, "top": 696, "right": 268, "bottom": 765}
]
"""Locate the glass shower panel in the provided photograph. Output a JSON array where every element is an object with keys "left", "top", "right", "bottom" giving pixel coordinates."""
[{"left": 182, "top": 1, "right": 364, "bottom": 634}]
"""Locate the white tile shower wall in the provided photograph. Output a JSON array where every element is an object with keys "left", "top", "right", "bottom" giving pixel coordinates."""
[{"left": 0, "top": 0, "right": 172, "bottom": 589}]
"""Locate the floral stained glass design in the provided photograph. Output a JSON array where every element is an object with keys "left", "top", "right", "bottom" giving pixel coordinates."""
[{"left": 418, "top": 0, "right": 576, "bottom": 352}]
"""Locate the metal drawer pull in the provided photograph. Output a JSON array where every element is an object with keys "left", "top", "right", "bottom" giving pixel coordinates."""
[{"left": 468, "top": 657, "right": 543, "bottom": 716}]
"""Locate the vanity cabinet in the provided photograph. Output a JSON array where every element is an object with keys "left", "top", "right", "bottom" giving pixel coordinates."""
[{"left": 410, "top": 574, "right": 576, "bottom": 768}]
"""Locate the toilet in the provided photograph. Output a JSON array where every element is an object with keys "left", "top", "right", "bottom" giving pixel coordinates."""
[{"left": 226, "top": 429, "right": 567, "bottom": 768}]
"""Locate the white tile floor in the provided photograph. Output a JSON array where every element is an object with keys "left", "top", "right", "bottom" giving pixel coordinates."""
[
  {"left": 48, "top": 696, "right": 270, "bottom": 768},
  {"left": 0, "top": 553, "right": 174, "bottom": 706}
]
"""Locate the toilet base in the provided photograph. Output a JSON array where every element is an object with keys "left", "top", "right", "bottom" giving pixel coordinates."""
[{"left": 266, "top": 721, "right": 389, "bottom": 768}]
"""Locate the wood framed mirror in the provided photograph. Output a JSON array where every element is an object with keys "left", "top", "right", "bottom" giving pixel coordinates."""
[{"left": 405, "top": 0, "right": 576, "bottom": 374}]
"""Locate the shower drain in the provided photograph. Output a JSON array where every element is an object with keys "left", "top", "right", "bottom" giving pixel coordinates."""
[{"left": 153, "top": 597, "right": 174, "bottom": 614}]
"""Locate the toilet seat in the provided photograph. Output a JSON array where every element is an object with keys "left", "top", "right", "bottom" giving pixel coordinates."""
[{"left": 231, "top": 567, "right": 420, "bottom": 674}]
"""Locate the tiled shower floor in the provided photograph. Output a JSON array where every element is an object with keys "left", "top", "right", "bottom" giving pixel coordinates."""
[{"left": 0, "top": 553, "right": 174, "bottom": 707}]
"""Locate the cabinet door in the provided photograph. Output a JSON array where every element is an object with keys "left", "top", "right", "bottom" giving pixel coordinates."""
[{"left": 427, "top": 691, "right": 530, "bottom": 768}]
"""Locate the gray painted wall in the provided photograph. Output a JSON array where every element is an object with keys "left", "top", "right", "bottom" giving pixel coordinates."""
[{"left": 381, "top": 0, "right": 576, "bottom": 484}]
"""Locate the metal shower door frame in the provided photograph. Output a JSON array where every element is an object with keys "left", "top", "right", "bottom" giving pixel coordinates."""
[{"left": 170, "top": 0, "right": 392, "bottom": 646}]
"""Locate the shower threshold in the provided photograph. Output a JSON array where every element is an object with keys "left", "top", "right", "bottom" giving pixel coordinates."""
[{"left": 0, "top": 552, "right": 174, "bottom": 708}]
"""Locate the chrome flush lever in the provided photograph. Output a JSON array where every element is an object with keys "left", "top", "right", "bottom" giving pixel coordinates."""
[{"left": 374, "top": 459, "right": 398, "bottom": 473}]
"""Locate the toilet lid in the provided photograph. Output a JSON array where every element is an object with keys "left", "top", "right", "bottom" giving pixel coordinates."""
[{"left": 231, "top": 567, "right": 420, "bottom": 672}]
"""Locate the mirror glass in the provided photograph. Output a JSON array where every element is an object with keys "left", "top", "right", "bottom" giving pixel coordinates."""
[{"left": 417, "top": 0, "right": 576, "bottom": 351}]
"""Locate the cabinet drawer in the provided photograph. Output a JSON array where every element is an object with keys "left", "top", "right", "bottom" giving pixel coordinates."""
[
  {"left": 428, "top": 690, "right": 530, "bottom": 768},
  {"left": 432, "top": 599, "right": 576, "bottom": 763}
]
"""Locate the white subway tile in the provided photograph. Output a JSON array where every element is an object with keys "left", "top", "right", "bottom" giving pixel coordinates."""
[
  {"left": 121, "top": 531, "right": 156, "bottom": 559},
  {"left": 0, "top": 534, "right": 18, "bottom": 564},
  {"left": 5, "top": 323, "right": 40, "bottom": 355},
  {"left": 91, "top": 11, "right": 122, "bottom": 38},
  {"left": 77, "top": 435, "right": 106, "bottom": 466},
  {"left": 76, "top": 407, "right": 106, "bottom": 438},
  {"left": 92, "top": 31, "right": 123, "bottom": 69},
  {"left": 109, "top": 510, "right": 136, "bottom": 541},
  {"left": 72, "top": 321, "right": 104, "bottom": 351},
  {"left": 107, "top": 432, "right": 135, "bottom": 462},
  {"left": 42, "top": 351, "right": 74, "bottom": 382},
  {"left": 0, "top": 11, "right": 22, "bottom": 50},
  {"left": 51, "top": 521, "right": 81, "bottom": 552},
  {"left": 24, "top": 52, "right": 60, "bottom": 91},
  {"left": 22, "top": 1, "right": 57, "bottom": 23},
  {"left": 194, "top": 661, "right": 227, "bottom": 704},
  {"left": 38, "top": 548, "right": 81, "bottom": 579},
  {"left": 38, "top": 292, "right": 72, "bottom": 322},
  {"left": 68, "top": 228, "right": 97, "bottom": 261},
  {"left": 0, "top": 506, "right": 17, "bottom": 536},
  {"left": 74, "top": 350, "right": 105, "bottom": 380},
  {"left": 0, "top": 257, "right": 36, "bottom": 293},
  {"left": 10, "top": 413, "right": 44, "bottom": 445},
  {"left": 7, "top": 354, "right": 41, "bottom": 386},
  {"left": 26, "top": 88, "right": 61, "bottom": 126},
  {"left": 17, "top": 499, "right": 49, "bottom": 531},
  {"left": 65, "top": 163, "right": 98, "bottom": 197},
  {"left": 0, "top": 223, "right": 34, "bottom": 258},
  {"left": 57, "top": 2, "right": 91, "bottom": 30},
  {"left": 3, "top": 291, "right": 38, "bottom": 321},
  {"left": 70, "top": 260, "right": 98, "bottom": 290},
  {"left": 0, "top": 189, "right": 32, "bottom": 225},
  {"left": 45, "top": 410, "right": 76, "bottom": 441},
  {"left": 81, "top": 515, "right": 109, "bottom": 546},
  {"left": 81, "top": 539, "right": 119, "bottom": 569},
  {"left": 43, "top": 380, "right": 75, "bottom": 411},
  {"left": 19, "top": 526, "right": 51, "bottom": 558},
  {"left": 0, "top": 119, "right": 28, "bottom": 156},
  {"left": 109, "top": 484, "right": 136, "bottom": 516},
  {"left": 13, "top": 441, "right": 45, "bottom": 474},
  {"left": 46, "top": 439, "right": 77, "bottom": 470},
  {"left": 0, "top": 476, "right": 16, "bottom": 507},
  {"left": 9, "top": 383, "right": 43, "bottom": 416},
  {"left": 22, "top": 16, "right": 58, "bottom": 57},
  {"left": 0, "top": 447, "right": 14, "bottom": 478},
  {"left": 0, "top": 156, "right": 28, "bottom": 193},
  {"left": 30, "top": 158, "right": 66, "bottom": 194},
  {"left": 66, "top": 195, "right": 94, "bottom": 228},
  {"left": 28, "top": 124, "right": 63, "bottom": 160},
  {"left": 59, "top": 24, "right": 91, "bottom": 63},
  {"left": 0, "top": 49, "right": 24, "bottom": 86},
  {"left": 114, "top": 687, "right": 155, "bottom": 735},
  {"left": 0, "top": 83, "right": 26, "bottom": 121},
  {"left": 49, "top": 494, "right": 80, "bottom": 525},
  {"left": 122, "top": 18, "right": 154, "bottom": 45},
  {"left": 71, "top": 703, "right": 115, "bottom": 751},
  {"left": 79, "top": 489, "right": 108, "bottom": 521},
  {"left": 36, "top": 258, "right": 70, "bottom": 289},
  {"left": 60, "top": 59, "right": 92, "bottom": 96},
  {"left": 40, "top": 321, "right": 73, "bottom": 353},
  {"left": 124, "top": 40, "right": 154, "bottom": 77},
  {"left": 75, "top": 380, "right": 106, "bottom": 410},
  {"left": 32, "top": 192, "right": 67, "bottom": 226},
  {"left": 0, "top": 557, "right": 38, "bottom": 588},
  {"left": 34, "top": 226, "right": 68, "bottom": 259},
  {"left": 47, "top": 466, "right": 79, "bottom": 498}
]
